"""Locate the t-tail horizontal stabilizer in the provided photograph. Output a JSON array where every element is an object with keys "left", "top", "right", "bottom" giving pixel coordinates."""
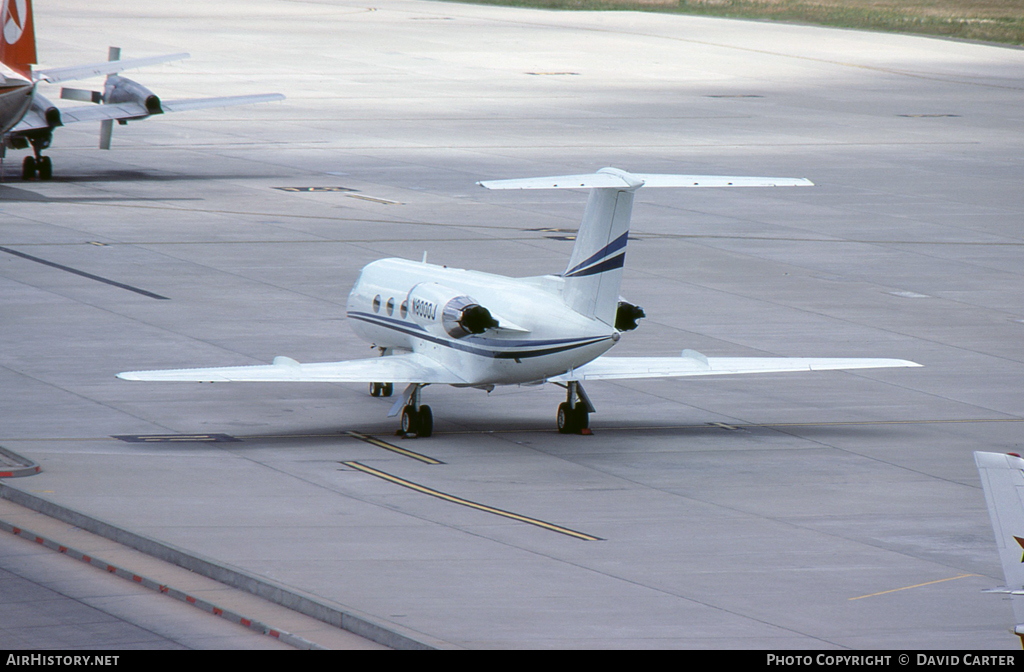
[
  {"left": 478, "top": 167, "right": 812, "bottom": 327},
  {"left": 975, "top": 451, "right": 1024, "bottom": 646}
]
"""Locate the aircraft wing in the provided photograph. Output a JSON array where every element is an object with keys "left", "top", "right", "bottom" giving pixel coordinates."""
[
  {"left": 549, "top": 351, "right": 921, "bottom": 382},
  {"left": 160, "top": 94, "right": 286, "bottom": 113},
  {"left": 117, "top": 353, "right": 466, "bottom": 384},
  {"left": 9, "top": 94, "right": 286, "bottom": 133},
  {"left": 33, "top": 53, "right": 190, "bottom": 84},
  {"left": 479, "top": 172, "right": 813, "bottom": 190}
]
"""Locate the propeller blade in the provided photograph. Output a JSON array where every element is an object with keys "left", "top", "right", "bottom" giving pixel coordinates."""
[
  {"left": 61, "top": 88, "right": 102, "bottom": 104},
  {"left": 98, "top": 48, "right": 119, "bottom": 149},
  {"left": 99, "top": 119, "right": 113, "bottom": 149}
]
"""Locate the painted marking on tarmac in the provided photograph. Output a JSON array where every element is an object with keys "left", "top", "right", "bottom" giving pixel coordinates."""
[
  {"left": 849, "top": 574, "right": 978, "bottom": 600},
  {"left": 0, "top": 246, "right": 170, "bottom": 300},
  {"left": 0, "top": 519, "right": 323, "bottom": 649},
  {"left": 344, "top": 431, "right": 443, "bottom": 465},
  {"left": 112, "top": 434, "right": 240, "bottom": 443},
  {"left": 340, "top": 461, "right": 601, "bottom": 541},
  {"left": 273, "top": 186, "right": 357, "bottom": 192},
  {"left": 345, "top": 194, "right": 402, "bottom": 205}
]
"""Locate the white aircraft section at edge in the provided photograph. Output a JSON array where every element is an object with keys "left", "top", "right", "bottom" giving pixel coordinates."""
[
  {"left": 974, "top": 451, "right": 1024, "bottom": 645},
  {"left": 118, "top": 167, "right": 921, "bottom": 438}
]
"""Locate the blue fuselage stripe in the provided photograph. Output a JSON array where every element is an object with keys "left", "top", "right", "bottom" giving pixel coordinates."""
[{"left": 348, "top": 312, "right": 611, "bottom": 360}]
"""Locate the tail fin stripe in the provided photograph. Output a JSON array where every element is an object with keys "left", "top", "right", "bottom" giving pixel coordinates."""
[
  {"left": 563, "top": 231, "right": 628, "bottom": 277},
  {"left": 564, "top": 252, "right": 626, "bottom": 278}
]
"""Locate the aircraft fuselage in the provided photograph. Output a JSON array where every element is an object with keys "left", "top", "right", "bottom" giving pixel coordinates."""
[
  {"left": 346, "top": 258, "right": 620, "bottom": 387},
  {"left": 0, "top": 78, "right": 32, "bottom": 134}
]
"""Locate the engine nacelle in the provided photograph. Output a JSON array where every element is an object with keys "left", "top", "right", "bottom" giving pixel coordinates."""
[
  {"left": 408, "top": 283, "right": 498, "bottom": 339},
  {"left": 30, "top": 94, "right": 63, "bottom": 128},
  {"left": 104, "top": 75, "right": 163, "bottom": 115}
]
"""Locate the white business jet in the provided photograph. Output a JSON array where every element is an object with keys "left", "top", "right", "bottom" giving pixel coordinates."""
[{"left": 118, "top": 167, "right": 920, "bottom": 437}]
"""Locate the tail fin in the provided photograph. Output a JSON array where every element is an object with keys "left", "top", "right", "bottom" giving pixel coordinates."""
[
  {"left": 560, "top": 169, "right": 639, "bottom": 325},
  {"left": 975, "top": 451, "right": 1024, "bottom": 645},
  {"left": 1, "top": 0, "right": 37, "bottom": 77},
  {"left": 478, "top": 167, "right": 812, "bottom": 326}
]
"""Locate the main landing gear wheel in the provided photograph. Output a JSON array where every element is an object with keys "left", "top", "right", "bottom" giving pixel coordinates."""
[
  {"left": 556, "top": 381, "right": 591, "bottom": 435},
  {"left": 38, "top": 156, "right": 52, "bottom": 181},
  {"left": 401, "top": 404, "right": 432, "bottom": 438},
  {"left": 369, "top": 382, "right": 393, "bottom": 397},
  {"left": 21, "top": 156, "right": 52, "bottom": 181},
  {"left": 557, "top": 402, "right": 589, "bottom": 434}
]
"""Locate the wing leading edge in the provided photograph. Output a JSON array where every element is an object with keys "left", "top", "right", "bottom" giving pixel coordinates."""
[
  {"left": 33, "top": 53, "right": 191, "bottom": 84},
  {"left": 549, "top": 351, "right": 921, "bottom": 382},
  {"left": 33, "top": 94, "right": 287, "bottom": 129},
  {"left": 117, "top": 353, "right": 465, "bottom": 385}
]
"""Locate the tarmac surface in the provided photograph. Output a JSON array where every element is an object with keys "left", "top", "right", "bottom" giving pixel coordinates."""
[{"left": 2, "top": 0, "right": 1023, "bottom": 650}]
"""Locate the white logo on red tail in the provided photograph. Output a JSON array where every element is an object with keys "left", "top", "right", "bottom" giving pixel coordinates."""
[{"left": 2, "top": 0, "right": 28, "bottom": 46}]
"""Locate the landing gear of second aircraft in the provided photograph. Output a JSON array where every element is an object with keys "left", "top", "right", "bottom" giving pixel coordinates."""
[
  {"left": 20, "top": 131, "right": 55, "bottom": 181},
  {"left": 22, "top": 155, "right": 53, "bottom": 180}
]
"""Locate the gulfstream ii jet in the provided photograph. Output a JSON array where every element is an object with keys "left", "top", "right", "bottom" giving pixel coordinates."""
[{"left": 118, "top": 167, "right": 921, "bottom": 437}]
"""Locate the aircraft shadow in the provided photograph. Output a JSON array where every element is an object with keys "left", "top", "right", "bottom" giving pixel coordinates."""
[
  {"left": 1, "top": 168, "right": 282, "bottom": 187},
  {"left": 113, "top": 420, "right": 906, "bottom": 447},
  {"left": 0, "top": 184, "right": 200, "bottom": 203}
]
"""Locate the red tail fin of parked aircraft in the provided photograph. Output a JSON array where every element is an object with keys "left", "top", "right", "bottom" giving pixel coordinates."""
[{"left": 1, "top": 0, "right": 37, "bottom": 77}]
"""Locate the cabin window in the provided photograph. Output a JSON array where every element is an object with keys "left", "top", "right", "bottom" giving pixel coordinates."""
[
  {"left": 386, "top": 298, "right": 395, "bottom": 316},
  {"left": 400, "top": 300, "right": 408, "bottom": 319},
  {"left": 372, "top": 295, "right": 381, "bottom": 313}
]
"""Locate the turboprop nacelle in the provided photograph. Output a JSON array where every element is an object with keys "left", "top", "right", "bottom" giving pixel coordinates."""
[{"left": 103, "top": 75, "right": 162, "bottom": 117}]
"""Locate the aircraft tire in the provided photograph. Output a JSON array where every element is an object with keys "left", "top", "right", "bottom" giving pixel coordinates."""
[
  {"left": 38, "top": 157, "right": 52, "bottom": 181},
  {"left": 574, "top": 407, "right": 589, "bottom": 431},
  {"left": 370, "top": 382, "right": 381, "bottom": 397},
  {"left": 401, "top": 405, "right": 420, "bottom": 435},
  {"left": 418, "top": 405, "right": 433, "bottom": 438},
  {"left": 382, "top": 383, "right": 393, "bottom": 397},
  {"left": 22, "top": 156, "right": 36, "bottom": 180},
  {"left": 557, "top": 402, "right": 575, "bottom": 434}
]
